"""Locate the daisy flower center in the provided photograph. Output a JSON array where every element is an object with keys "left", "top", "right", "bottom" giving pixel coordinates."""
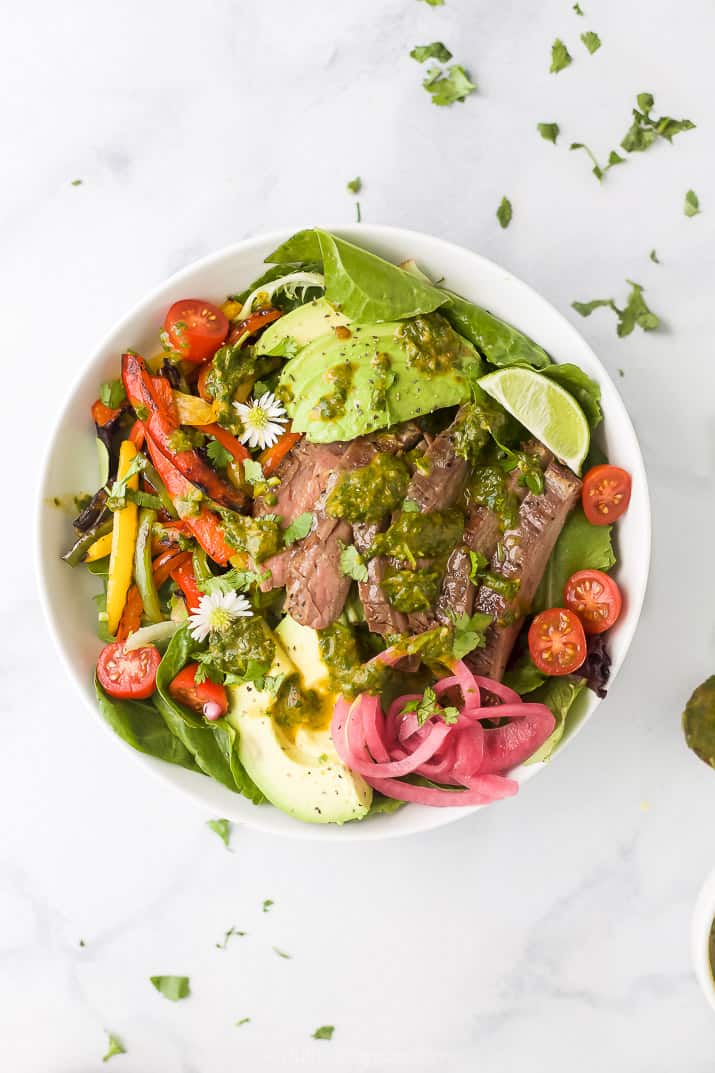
[{"left": 207, "top": 606, "right": 235, "bottom": 634}]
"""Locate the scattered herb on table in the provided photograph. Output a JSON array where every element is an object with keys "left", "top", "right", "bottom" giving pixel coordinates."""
[
  {"left": 649, "top": 249, "right": 660, "bottom": 263},
  {"left": 235, "top": 1017, "right": 251, "bottom": 1027},
  {"left": 621, "top": 92, "right": 695, "bottom": 153},
  {"left": 79, "top": 939, "right": 86, "bottom": 947},
  {"left": 550, "top": 39, "right": 572, "bottom": 73},
  {"left": 262, "top": 898, "right": 274, "bottom": 913},
  {"left": 570, "top": 143, "right": 625, "bottom": 182},
  {"left": 580, "top": 30, "right": 601, "bottom": 53},
  {"left": 216, "top": 926, "right": 247, "bottom": 949},
  {"left": 496, "top": 196, "right": 513, "bottom": 229},
  {"left": 410, "top": 41, "right": 452, "bottom": 63},
  {"left": 423, "top": 64, "right": 476, "bottom": 105},
  {"left": 102, "top": 1033, "right": 126, "bottom": 1063},
  {"left": 150, "top": 976, "right": 191, "bottom": 1001},
  {"left": 346, "top": 176, "right": 362, "bottom": 194},
  {"left": 684, "top": 189, "right": 701, "bottom": 217},
  {"left": 355, "top": 201, "right": 362, "bottom": 223},
  {"left": 538, "top": 122, "right": 560, "bottom": 144},
  {"left": 71, "top": 178, "right": 83, "bottom": 186},
  {"left": 618, "top": 368, "right": 624, "bottom": 377},
  {"left": 206, "top": 817, "right": 232, "bottom": 848},
  {"left": 417, "top": 0, "right": 444, "bottom": 5},
  {"left": 572, "top": 280, "right": 660, "bottom": 337},
  {"left": 273, "top": 946, "right": 292, "bottom": 959},
  {"left": 312, "top": 1025, "right": 335, "bottom": 1040},
  {"left": 573, "top": 2, "right": 584, "bottom": 13}
]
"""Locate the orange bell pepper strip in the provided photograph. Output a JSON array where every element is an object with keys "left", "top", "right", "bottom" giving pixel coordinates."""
[
  {"left": 170, "top": 559, "right": 202, "bottom": 613},
  {"left": 116, "top": 549, "right": 192, "bottom": 642},
  {"left": 144, "top": 432, "right": 234, "bottom": 566},
  {"left": 259, "top": 427, "right": 303, "bottom": 477},
  {"left": 196, "top": 423, "right": 250, "bottom": 463}
]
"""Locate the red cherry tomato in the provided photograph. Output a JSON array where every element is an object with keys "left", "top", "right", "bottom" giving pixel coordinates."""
[
  {"left": 163, "top": 299, "right": 229, "bottom": 364},
  {"left": 582, "top": 464, "right": 632, "bottom": 525},
  {"left": 97, "top": 642, "right": 161, "bottom": 700},
  {"left": 528, "top": 608, "right": 587, "bottom": 676},
  {"left": 169, "top": 662, "right": 228, "bottom": 720},
  {"left": 563, "top": 569, "right": 623, "bottom": 635}
]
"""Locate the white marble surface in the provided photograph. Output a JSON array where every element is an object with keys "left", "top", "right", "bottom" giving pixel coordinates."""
[{"left": 4, "top": 0, "right": 715, "bottom": 1067}]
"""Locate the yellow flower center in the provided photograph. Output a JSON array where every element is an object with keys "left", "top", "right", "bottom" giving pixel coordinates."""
[
  {"left": 249, "top": 405, "right": 269, "bottom": 430},
  {"left": 208, "top": 607, "right": 233, "bottom": 633}
]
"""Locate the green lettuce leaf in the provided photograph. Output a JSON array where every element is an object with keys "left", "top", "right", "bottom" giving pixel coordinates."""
[
  {"left": 94, "top": 677, "right": 200, "bottom": 771},
  {"left": 441, "top": 291, "right": 552, "bottom": 369},
  {"left": 525, "top": 677, "right": 586, "bottom": 763},
  {"left": 533, "top": 508, "right": 615, "bottom": 612}
]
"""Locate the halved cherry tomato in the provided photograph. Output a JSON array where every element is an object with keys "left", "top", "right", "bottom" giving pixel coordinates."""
[
  {"left": 582, "top": 464, "right": 632, "bottom": 525},
  {"left": 528, "top": 608, "right": 587, "bottom": 676},
  {"left": 564, "top": 569, "right": 623, "bottom": 635},
  {"left": 97, "top": 642, "right": 161, "bottom": 699},
  {"left": 169, "top": 663, "right": 228, "bottom": 720},
  {"left": 164, "top": 299, "right": 229, "bottom": 364}
]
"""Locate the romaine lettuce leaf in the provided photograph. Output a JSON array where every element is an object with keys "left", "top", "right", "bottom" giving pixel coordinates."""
[{"left": 533, "top": 508, "right": 616, "bottom": 611}]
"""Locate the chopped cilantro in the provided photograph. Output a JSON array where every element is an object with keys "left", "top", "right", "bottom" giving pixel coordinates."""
[
  {"left": 580, "top": 30, "right": 601, "bottom": 53},
  {"left": 273, "top": 946, "right": 291, "bottom": 959},
  {"left": 570, "top": 143, "right": 625, "bottom": 182},
  {"left": 618, "top": 368, "right": 624, "bottom": 377},
  {"left": 235, "top": 1017, "right": 251, "bottom": 1027},
  {"left": 550, "top": 39, "right": 572, "bottom": 73},
  {"left": 423, "top": 64, "right": 476, "bottom": 106},
  {"left": 621, "top": 92, "right": 695, "bottom": 153},
  {"left": 243, "top": 458, "right": 265, "bottom": 484},
  {"left": 199, "top": 566, "right": 259, "bottom": 596},
  {"left": 537, "top": 122, "right": 560, "bottom": 144},
  {"left": 206, "top": 437, "right": 233, "bottom": 469},
  {"left": 451, "top": 611, "right": 492, "bottom": 660},
  {"left": 684, "top": 189, "right": 701, "bottom": 217},
  {"left": 355, "top": 200, "right": 362, "bottom": 223},
  {"left": 150, "top": 975, "right": 190, "bottom": 1001},
  {"left": 572, "top": 280, "right": 660, "bottom": 337},
  {"left": 283, "top": 512, "right": 314, "bottom": 546},
  {"left": 573, "top": 2, "right": 584, "bottom": 12},
  {"left": 102, "top": 1033, "right": 126, "bottom": 1063},
  {"left": 216, "top": 926, "right": 247, "bottom": 949},
  {"left": 71, "top": 178, "right": 83, "bottom": 186},
  {"left": 402, "top": 686, "right": 459, "bottom": 727},
  {"left": 346, "top": 176, "right": 362, "bottom": 194},
  {"left": 206, "top": 818, "right": 232, "bottom": 847},
  {"left": 418, "top": 0, "right": 444, "bottom": 5},
  {"left": 79, "top": 939, "right": 86, "bottom": 947},
  {"left": 339, "top": 542, "right": 369, "bottom": 582},
  {"left": 410, "top": 41, "right": 452, "bottom": 63},
  {"left": 496, "top": 196, "right": 513, "bottom": 229},
  {"left": 312, "top": 1025, "right": 335, "bottom": 1040},
  {"left": 649, "top": 249, "right": 660, "bottom": 263},
  {"left": 262, "top": 899, "right": 274, "bottom": 913},
  {"left": 99, "top": 379, "right": 126, "bottom": 409}
]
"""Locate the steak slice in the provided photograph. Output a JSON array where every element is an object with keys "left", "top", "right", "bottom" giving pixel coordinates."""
[
  {"left": 353, "top": 522, "right": 409, "bottom": 637},
  {"left": 283, "top": 511, "right": 353, "bottom": 630},
  {"left": 254, "top": 441, "right": 344, "bottom": 527},
  {"left": 404, "top": 413, "right": 469, "bottom": 513},
  {"left": 467, "top": 459, "right": 582, "bottom": 681}
]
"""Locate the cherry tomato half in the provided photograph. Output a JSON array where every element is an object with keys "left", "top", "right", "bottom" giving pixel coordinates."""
[
  {"left": 169, "top": 662, "right": 228, "bottom": 720},
  {"left": 163, "top": 299, "right": 229, "bottom": 364},
  {"left": 528, "top": 608, "right": 587, "bottom": 676},
  {"left": 582, "top": 464, "right": 632, "bottom": 526},
  {"left": 97, "top": 642, "right": 161, "bottom": 700},
  {"left": 564, "top": 569, "right": 623, "bottom": 635}
]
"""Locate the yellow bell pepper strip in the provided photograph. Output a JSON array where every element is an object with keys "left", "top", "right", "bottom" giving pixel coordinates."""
[
  {"left": 172, "top": 390, "right": 218, "bottom": 426},
  {"left": 62, "top": 517, "right": 113, "bottom": 566},
  {"left": 134, "top": 508, "right": 162, "bottom": 624},
  {"left": 106, "top": 439, "right": 140, "bottom": 635},
  {"left": 84, "top": 532, "right": 114, "bottom": 562}
]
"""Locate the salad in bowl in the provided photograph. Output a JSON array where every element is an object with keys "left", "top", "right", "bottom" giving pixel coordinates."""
[{"left": 51, "top": 228, "right": 644, "bottom": 830}]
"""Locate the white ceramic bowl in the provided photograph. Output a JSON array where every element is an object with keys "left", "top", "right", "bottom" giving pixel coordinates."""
[
  {"left": 692, "top": 867, "right": 715, "bottom": 1012},
  {"left": 36, "top": 225, "right": 651, "bottom": 841}
]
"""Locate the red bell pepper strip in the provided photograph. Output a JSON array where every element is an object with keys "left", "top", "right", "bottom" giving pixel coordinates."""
[
  {"left": 92, "top": 398, "right": 122, "bottom": 427},
  {"left": 116, "top": 549, "right": 192, "bottom": 642},
  {"left": 170, "top": 558, "right": 202, "bottom": 613},
  {"left": 145, "top": 432, "right": 234, "bottom": 566},
  {"left": 259, "top": 426, "right": 303, "bottom": 477},
  {"left": 128, "top": 420, "right": 145, "bottom": 450},
  {"left": 196, "top": 423, "right": 250, "bottom": 463},
  {"left": 121, "top": 352, "right": 246, "bottom": 512},
  {"left": 227, "top": 307, "right": 282, "bottom": 347}
]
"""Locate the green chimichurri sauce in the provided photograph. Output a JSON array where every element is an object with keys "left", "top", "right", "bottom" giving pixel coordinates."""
[
  {"left": 397, "top": 313, "right": 459, "bottom": 374},
  {"left": 316, "top": 361, "right": 354, "bottom": 419},
  {"left": 369, "top": 508, "right": 465, "bottom": 563},
  {"left": 203, "top": 616, "right": 275, "bottom": 679},
  {"left": 452, "top": 397, "right": 509, "bottom": 468},
  {"left": 326, "top": 453, "right": 411, "bottom": 524},
  {"left": 204, "top": 342, "right": 258, "bottom": 434},
  {"left": 469, "top": 466, "right": 519, "bottom": 531},
  {"left": 219, "top": 511, "right": 283, "bottom": 563},
  {"left": 272, "top": 674, "right": 330, "bottom": 731},
  {"left": 381, "top": 567, "right": 441, "bottom": 613},
  {"left": 318, "top": 621, "right": 388, "bottom": 698}
]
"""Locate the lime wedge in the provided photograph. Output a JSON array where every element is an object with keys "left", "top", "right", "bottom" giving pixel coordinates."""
[{"left": 479, "top": 366, "right": 590, "bottom": 474}]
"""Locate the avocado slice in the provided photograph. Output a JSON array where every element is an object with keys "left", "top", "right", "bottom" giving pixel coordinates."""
[
  {"left": 275, "top": 615, "right": 330, "bottom": 690},
  {"left": 226, "top": 639, "right": 372, "bottom": 824},
  {"left": 256, "top": 298, "right": 351, "bottom": 358},
  {"left": 278, "top": 315, "right": 481, "bottom": 443}
]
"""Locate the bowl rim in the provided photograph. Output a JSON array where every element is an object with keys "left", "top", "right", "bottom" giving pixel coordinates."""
[{"left": 35, "top": 223, "right": 652, "bottom": 841}]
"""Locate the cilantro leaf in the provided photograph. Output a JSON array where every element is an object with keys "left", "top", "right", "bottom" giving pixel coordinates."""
[
  {"left": 71, "top": 178, "right": 83, "bottom": 186},
  {"left": 580, "top": 30, "right": 601, "bottom": 53},
  {"left": 273, "top": 946, "right": 291, "bottom": 959},
  {"left": 496, "top": 196, "right": 513, "bottom": 229},
  {"left": 262, "top": 898, "right": 274, "bottom": 912},
  {"left": 550, "top": 39, "right": 572, "bottom": 73},
  {"left": 206, "top": 818, "right": 232, "bottom": 847},
  {"left": 684, "top": 189, "right": 701, "bottom": 217},
  {"left": 451, "top": 611, "right": 492, "bottom": 660},
  {"left": 537, "top": 122, "right": 560, "bottom": 144},
  {"left": 423, "top": 65, "right": 476, "bottom": 106},
  {"left": 199, "top": 566, "right": 259, "bottom": 596},
  {"left": 649, "top": 249, "right": 660, "bottom": 263},
  {"left": 102, "top": 1033, "right": 126, "bottom": 1063},
  {"left": 573, "top": 2, "right": 584, "bottom": 12},
  {"left": 572, "top": 281, "right": 659, "bottom": 337},
  {"left": 411, "top": 41, "right": 452, "bottom": 63},
  {"left": 621, "top": 92, "right": 695, "bottom": 153},
  {"left": 402, "top": 686, "right": 460, "bottom": 727},
  {"left": 570, "top": 143, "right": 625, "bottom": 182},
  {"left": 206, "top": 437, "right": 233, "bottom": 469},
  {"left": 339, "top": 542, "right": 369, "bottom": 582},
  {"left": 243, "top": 458, "right": 265, "bottom": 484},
  {"left": 150, "top": 975, "right": 190, "bottom": 1001},
  {"left": 346, "top": 176, "right": 362, "bottom": 194},
  {"left": 235, "top": 1017, "right": 251, "bottom": 1027},
  {"left": 99, "top": 379, "right": 127, "bottom": 409},
  {"left": 216, "top": 926, "right": 246, "bottom": 949},
  {"left": 418, "top": 0, "right": 445, "bottom": 5},
  {"left": 283, "top": 512, "right": 314, "bottom": 546},
  {"left": 312, "top": 1026, "right": 335, "bottom": 1040},
  {"left": 467, "top": 549, "right": 488, "bottom": 583}
]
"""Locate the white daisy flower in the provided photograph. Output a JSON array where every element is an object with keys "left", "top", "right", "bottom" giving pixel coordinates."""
[
  {"left": 188, "top": 590, "right": 253, "bottom": 643},
  {"left": 233, "top": 391, "right": 288, "bottom": 450}
]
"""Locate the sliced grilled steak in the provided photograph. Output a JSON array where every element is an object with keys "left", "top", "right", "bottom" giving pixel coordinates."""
[
  {"left": 283, "top": 512, "right": 353, "bottom": 629},
  {"left": 467, "top": 459, "right": 582, "bottom": 681},
  {"left": 254, "top": 441, "right": 344, "bottom": 527},
  {"left": 404, "top": 413, "right": 469, "bottom": 513},
  {"left": 353, "top": 522, "right": 409, "bottom": 637}
]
